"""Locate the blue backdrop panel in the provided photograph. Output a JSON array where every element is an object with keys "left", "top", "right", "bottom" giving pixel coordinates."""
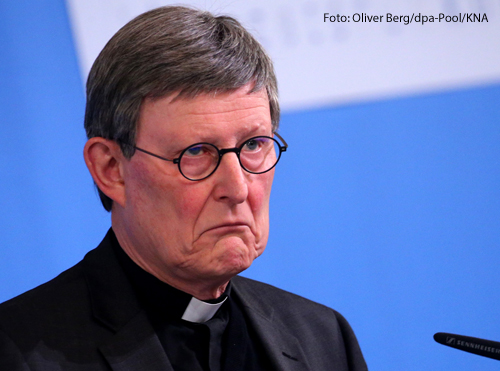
[
  {"left": 1, "top": 1, "right": 500, "bottom": 370},
  {"left": 0, "top": 0, "right": 109, "bottom": 302}
]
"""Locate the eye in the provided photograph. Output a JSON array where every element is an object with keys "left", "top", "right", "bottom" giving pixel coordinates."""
[
  {"left": 185, "top": 145, "right": 204, "bottom": 156},
  {"left": 244, "top": 138, "right": 263, "bottom": 151}
]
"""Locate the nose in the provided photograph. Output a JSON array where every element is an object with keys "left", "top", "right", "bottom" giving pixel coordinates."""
[{"left": 212, "top": 152, "right": 248, "bottom": 204}]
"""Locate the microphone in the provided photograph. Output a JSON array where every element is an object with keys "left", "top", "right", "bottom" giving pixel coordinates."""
[{"left": 434, "top": 332, "right": 500, "bottom": 361}]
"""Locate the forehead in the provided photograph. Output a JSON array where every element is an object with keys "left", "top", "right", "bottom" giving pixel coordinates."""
[{"left": 137, "top": 86, "right": 272, "bottom": 144}]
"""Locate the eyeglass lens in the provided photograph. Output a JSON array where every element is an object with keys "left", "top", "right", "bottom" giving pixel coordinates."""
[{"left": 179, "top": 136, "right": 280, "bottom": 180}]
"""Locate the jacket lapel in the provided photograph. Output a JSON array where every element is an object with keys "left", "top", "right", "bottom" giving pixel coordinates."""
[
  {"left": 232, "top": 277, "right": 311, "bottom": 371},
  {"left": 83, "top": 229, "right": 173, "bottom": 371}
]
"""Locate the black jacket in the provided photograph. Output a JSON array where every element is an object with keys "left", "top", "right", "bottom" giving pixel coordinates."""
[{"left": 0, "top": 230, "right": 367, "bottom": 370}]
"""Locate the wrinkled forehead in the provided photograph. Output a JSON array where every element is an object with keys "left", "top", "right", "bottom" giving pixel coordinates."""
[{"left": 137, "top": 85, "right": 272, "bottom": 143}]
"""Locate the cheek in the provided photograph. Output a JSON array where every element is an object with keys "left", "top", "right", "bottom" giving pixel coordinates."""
[
  {"left": 175, "top": 190, "right": 208, "bottom": 219},
  {"left": 127, "top": 160, "right": 214, "bottom": 232},
  {"left": 166, "top": 181, "right": 219, "bottom": 230},
  {"left": 125, "top": 163, "right": 159, "bottom": 210},
  {"left": 250, "top": 171, "right": 274, "bottom": 212},
  {"left": 249, "top": 172, "right": 274, "bottom": 240},
  {"left": 126, "top": 162, "right": 184, "bottom": 221}
]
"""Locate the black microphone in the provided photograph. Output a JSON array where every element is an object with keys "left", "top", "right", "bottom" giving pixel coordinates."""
[{"left": 434, "top": 332, "right": 500, "bottom": 361}]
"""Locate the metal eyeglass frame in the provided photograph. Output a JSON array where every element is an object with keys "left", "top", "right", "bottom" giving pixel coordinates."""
[{"left": 126, "top": 132, "right": 288, "bottom": 181}]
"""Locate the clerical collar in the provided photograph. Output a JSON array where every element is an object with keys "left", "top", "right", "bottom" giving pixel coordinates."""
[
  {"left": 110, "top": 229, "right": 230, "bottom": 323},
  {"left": 182, "top": 296, "right": 227, "bottom": 323}
]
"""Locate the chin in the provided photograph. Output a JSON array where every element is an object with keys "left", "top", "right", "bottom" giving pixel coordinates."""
[{"left": 213, "top": 236, "right": 258, "bottom": 276}]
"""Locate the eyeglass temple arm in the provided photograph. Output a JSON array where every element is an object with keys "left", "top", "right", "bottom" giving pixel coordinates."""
[
  {"left": 133, "top": 146, "right": 175, "bottom": 162},
  {"left": 273, "top": 132, "right": 288, "bottom": 151}
]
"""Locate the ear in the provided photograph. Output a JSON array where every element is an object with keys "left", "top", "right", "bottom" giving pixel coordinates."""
[{"left": 83, "top": 137, "right": 126, "bottom": 207}]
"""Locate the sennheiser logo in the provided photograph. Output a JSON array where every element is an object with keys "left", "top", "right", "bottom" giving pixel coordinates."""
[
  {"left": 456, "top": 340, "right": 500, "bottom": 354},
  {"left": 446, "top": 337, "right": 456, "bottom": 345}
]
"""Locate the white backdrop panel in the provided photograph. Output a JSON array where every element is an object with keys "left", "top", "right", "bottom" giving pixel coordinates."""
[
  {"left": 66, "top": 0, "right": 500, "bottom": 111},
  {"left": 67, "top": 0, "right": 500, "bottom": 110}
]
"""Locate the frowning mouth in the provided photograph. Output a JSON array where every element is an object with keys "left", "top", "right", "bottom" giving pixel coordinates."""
[{"left": 204, "top": 223, "right": 250, "bottom": 234}]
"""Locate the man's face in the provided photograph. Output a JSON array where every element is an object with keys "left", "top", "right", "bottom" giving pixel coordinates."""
[{"left": 114, "top": 84, "right": 274, "bottom": 293}]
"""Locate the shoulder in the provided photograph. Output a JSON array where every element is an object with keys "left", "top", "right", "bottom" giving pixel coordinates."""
[
  {"left": 0, "top": 261, "right": 87, "bottom": 317},
  {"left": 0, "top": 236, "right": 119, "bottom": 369},
  {"left": 232, "top": 275, "right": 349, "bottom": 329},
  {"left": 0, "top": 261, "right": 96, "bottom": 369},
  {"left": 232, "top": 275, "right": 335, "bottom": 310},
  {"left": 0, "top": 229, "right": 117, "bottom": 328},
  {"left": 0, "top": 261, "right": 90, "bottom": 337},
  {"left": 0, "top": 231, "right": 118, "bottom": 342},
  {"left": 232, "top": 276, "right": 368, "bottom": 370}
]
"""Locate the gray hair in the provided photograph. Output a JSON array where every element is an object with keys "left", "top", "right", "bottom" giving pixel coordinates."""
[{"left": 84, "top": 5, "right": 279, "bottom": 211}]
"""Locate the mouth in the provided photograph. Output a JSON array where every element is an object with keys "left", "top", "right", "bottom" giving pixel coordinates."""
[{"left": 204, "top": 223, "right": 250, "bottom": 234}]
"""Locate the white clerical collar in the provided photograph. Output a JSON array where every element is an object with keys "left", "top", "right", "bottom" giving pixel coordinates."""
[{"left": 181, "top": 296, "right": 228, "bottom": 323}]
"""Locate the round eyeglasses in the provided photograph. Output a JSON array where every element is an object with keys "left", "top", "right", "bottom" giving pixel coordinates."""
[{"left": 128, "top": 132, "right": 288, "bottom": 181}]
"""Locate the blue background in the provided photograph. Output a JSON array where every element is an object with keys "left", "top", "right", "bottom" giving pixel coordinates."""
[{"left": 1, "top": 1, "right": 499, "bottom": 370}]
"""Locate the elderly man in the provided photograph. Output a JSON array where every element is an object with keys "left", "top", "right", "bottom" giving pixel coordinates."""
[{"left": 0, "top": 6, "right": 367, "bottom": 371}]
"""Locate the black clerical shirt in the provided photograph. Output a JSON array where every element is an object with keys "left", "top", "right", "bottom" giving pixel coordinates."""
[{"left": 111, "top": 232, "right": 272, "bottom": 371}]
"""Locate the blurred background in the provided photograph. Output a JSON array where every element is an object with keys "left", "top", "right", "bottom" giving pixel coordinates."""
[{"left": 1, "top": 0, "right": 499, "bottom": 370}]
